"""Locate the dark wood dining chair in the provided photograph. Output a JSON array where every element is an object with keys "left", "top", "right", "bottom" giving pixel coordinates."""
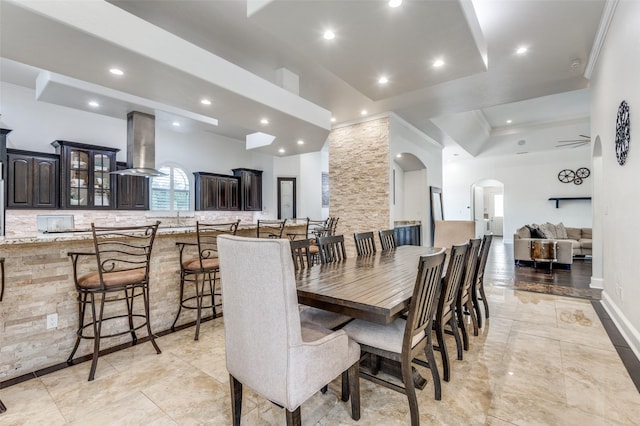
[
  {"left": 434, "top": 242, "right": 469, "bottom": 382},
  {"left": 172, "top": 220, "right": 239, "bottom": 340},
  {"left": 379, "top": 229, "right": 397, "bottom": 250},
  {"left": 353, "top": 231, "right": 376, "bottom": 256},
  {"left": 256, "top": 219, "right": 286, "bottom": 238},
  {"left": 456, "top": 238, "right": 482, "bottom": 345},
  {"left": 343, "top": 249, "right": 446, "bottom": 425},
  {"left": 473, "top": 234, "right": 493, "bottom": 328},
  {"left": 317, "top": 235, "right": 347, "bottom": 264},
  {"left": 0, "top": 258, "right": 5, "bottom": 412},
  {"left": 67, "top": 221, "right": 161, "bottom": 381},
  {"left": 292, "top": 238, "right": 352, "bottom": 330}
]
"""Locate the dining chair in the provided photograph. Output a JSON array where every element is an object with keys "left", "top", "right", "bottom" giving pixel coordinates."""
[
  {"left": 292, "top": 238, "right": 352, "bottom": 330},
  {"left": 434, "top": 243, "right": 469, "bottom": 382},
  {"left": 172, "top": 220, "right": 239, "bottom": 340},
  {"left": 306, "top": 218, "right": 331, "bottom": 263},
  {"left": 256, "top": 219, "right": 286, "bottom": 238},
  {"left": 0, "top": 258, "right": 5, "bottom": 412},
  {"left": 353, "top": 231, "right": 376, "bottom": 256},
  {"left": 473, "top": 234, "right": 493, "bottom": 328},
  {"left": 327, "top": 217, "right": 340, "bottom": 235},
  {"left": 317, "top": 234, "right": 347, "bottom": 263},
  {"left": 217, "top": 236, "right": 361, "bottom": 426},
  {"left": 66, "top": 221, "right": 161, "bottom": 381},
  {"left": 379, "top": 229, "right": 397, "bottom": 251},
  {"left": 456, "top": 238, "right": 482, "bottom": 346},
  {"left": 343, "top": 249, "right": 446, "bottom": 425}
]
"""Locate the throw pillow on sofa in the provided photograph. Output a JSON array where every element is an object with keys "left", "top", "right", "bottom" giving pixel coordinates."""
[
  {"left": 539, "top": 223, "right": 557, "bottom": 239},
  {"left": 527, "top": 224, "right": 546, "bottom": 239},
  {"left": 555, "top": 222, "right": 568, "bottom": 239}
]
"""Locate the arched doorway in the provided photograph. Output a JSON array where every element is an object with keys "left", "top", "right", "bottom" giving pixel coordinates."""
[
  {"left": 393, "top": 152, "right": 428, "bottom": 245},
  {"left": 471, "top": 179, "right": 504, "bottom": 237}
]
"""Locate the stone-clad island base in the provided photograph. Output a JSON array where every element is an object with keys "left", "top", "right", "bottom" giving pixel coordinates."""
[{"left": 0, "top": 222, "right": 306, "bottom": 382}]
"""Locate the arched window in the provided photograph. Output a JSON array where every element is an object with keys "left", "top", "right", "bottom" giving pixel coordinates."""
[{"left": 150, "top": 166, "right": 190, "bottom": 211}]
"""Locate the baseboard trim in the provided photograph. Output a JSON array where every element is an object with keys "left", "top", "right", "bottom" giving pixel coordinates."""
[
  {"left": 590, "top": 276, "right": 604, "bottom": 289},
  {"left": 601, "top": 291, "right": 640, "bottom": 360}
]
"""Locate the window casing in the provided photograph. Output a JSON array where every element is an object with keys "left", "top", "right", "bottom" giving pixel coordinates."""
[{"left": 151, "top": 166, "right": 190, "bottom": 211}]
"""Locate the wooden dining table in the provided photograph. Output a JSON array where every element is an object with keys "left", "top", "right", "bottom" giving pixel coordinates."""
[{"left": 296, "top": 245, "right": 444, "bottom": 325}]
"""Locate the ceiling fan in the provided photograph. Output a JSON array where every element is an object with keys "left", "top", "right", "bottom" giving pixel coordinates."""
[{"left": 556, "top": 134, "right": 591, "bottom": 148}]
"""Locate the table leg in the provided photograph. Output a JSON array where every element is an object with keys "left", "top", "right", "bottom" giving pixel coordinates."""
[{"left": 0, "top": 399, "right": 6, "bottom": 413}]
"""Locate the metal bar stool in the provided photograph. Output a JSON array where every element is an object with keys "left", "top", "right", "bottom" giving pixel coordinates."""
[
  {"left": 0, "top": 257, "right": 5, "bottom": 412},
  {"left": 67, "top": 222, "right": 161, "bottom": 381},
  {"left": 172, "top": 220, "right": 239, "bottom": 340}
]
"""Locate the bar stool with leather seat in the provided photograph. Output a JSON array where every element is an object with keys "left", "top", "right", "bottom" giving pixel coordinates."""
[
  {"left": 66, "top": 221, "right": 161, "bottom": 381},
  {"left": 256, "top": 219, "right": 286, "bottom": 238},
  {"left": 172, "top": 220, "right": 239, "bottom": 340},
  {"left": 0, "top": 257, "right": 6, "bottom": 412}
]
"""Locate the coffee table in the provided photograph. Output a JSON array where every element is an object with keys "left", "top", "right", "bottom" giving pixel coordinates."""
[{"left": 530, "top": 240, "right": 557, "bottom": 273}]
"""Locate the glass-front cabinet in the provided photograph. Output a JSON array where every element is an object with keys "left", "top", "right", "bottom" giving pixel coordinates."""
[{"left": 52, "top": 140, "right": 119, "bottom": 209}]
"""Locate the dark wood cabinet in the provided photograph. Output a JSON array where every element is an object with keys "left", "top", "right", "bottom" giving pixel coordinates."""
[
  {"left": 116, "top": 162, "right": 149, "bottom": 210},
  {"left": 233, "top": 168, "right": 262, "bottom": 211},
  {"left": 52, "top": 140, "right": 119, "bottom": 209},
  {"left": 6, "top": 149, "right": 59, "bottom": 208},
  {"left": 194, "top": 172, "right": 240, "bottom": 211}
]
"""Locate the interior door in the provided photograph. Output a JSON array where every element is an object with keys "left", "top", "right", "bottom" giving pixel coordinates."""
[{"left": 277, "top": 177, "right": 296, "bottom": 219}]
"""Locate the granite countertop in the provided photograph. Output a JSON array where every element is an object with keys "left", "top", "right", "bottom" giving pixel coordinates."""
[{"left": 394, "top": 221, "right": 421, "bottom": 226}]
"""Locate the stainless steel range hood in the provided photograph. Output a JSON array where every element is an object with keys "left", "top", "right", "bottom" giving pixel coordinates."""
[{"left": 115, "top": 111, "right": 165, "bottom": 177}]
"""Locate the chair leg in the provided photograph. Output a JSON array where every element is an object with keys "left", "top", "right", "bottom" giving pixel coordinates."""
[
  {"left": 401, "top": 355, "right": 420, "bottom": 426},
  {"left": 425, "top": 341, "right": 441, "bottom": 400},
  {"left": 230, "top": 374, "right": 242, "bottom": 426},
  {"left": 370, "top": 353, "right": 380, "bottom": 375},
  {"left": 435, "top": 320, "right": 450, "bottom": 382},
  {"left": 171, "top": 271, "right": 186, "bottom": 332},
  {"left": 479, "top": 278, "right": 490, "bottom": 319},
  {"left": 457, "top": 304, "right": 469, "bottom": 351},
  {"left": 210, "top": 270, "right": 218, "bottom": 317},
  {"left": 285, "top": 407, "right": 301, "bottom": 426},
  {"left": 467, "top": 300, "right": 479, "bottom": 336},
  {"left": 67, "top": 292, "right": 86, "bottom": 364},
  {"left": 125, "top": 287, "right": 137, "bottom": 345},
  {"left": 321, "top": 385, "right": 328, "bottom": 394},
  {"left": 472, "top": 285, "right": 483, "bottom": 329},
  {"left": 450, "top": 316, "right": 463, "bottom": 361},
  {"left": 0, "top": 398, "right": 6, "bottom": 413},
  {"left": 143, "top": 284, "right": 162, "bottom": 355},
  {"left": 88, "top": 293, "right": 105, "bottom": 382},
  {"left": 341, "top": 370, "right": 348, "bottom": 402},
  {"left": 348, "top": 361, "right": 361, "bottom": 420},
  {"left": 194, "top": 272, "right": 203, "bottom": 341}
]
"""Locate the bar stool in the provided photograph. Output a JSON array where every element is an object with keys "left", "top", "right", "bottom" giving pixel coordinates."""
[
  {"left": 0, "top": 258, "right": 5, "bottom": 412},
  {"left": 172, "top": 220, "right": 239, "bottom": 340},
  {"left": 67, "top": 222, "right": 161, "bottom": 381}
]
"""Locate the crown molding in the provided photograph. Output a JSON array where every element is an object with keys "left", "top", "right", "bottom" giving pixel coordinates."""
[{"left": 584, "top": 0, "right": 619, "bottom": 79}]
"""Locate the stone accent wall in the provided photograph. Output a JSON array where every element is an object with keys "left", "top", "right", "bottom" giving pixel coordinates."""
[{"left": 329, "top": 117, "right": 390, "bottom": 255}]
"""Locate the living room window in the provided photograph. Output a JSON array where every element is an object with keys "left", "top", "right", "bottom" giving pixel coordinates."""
[{"left": 150, "top": 165, "right": 190, "bottom": 211}]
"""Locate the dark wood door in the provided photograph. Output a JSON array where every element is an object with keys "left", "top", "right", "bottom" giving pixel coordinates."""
[
  {"left": 7, "top": 153, "right": 31, "bottom": 207},
  {"left": 33, "top": 157, "right": 58, "bottom": 208},
  {"left": 7, "top": 150, "right": 59, "bottom": 208}
]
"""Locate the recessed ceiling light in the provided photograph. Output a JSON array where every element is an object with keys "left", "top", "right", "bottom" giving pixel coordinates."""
[
  {"left": 172, "top": 122, "right": 180, "bottom": 127},
  {"left": 453, "top": 153, "right": 460, "bottom": 157},
  {"left": 361, "top": 110, "right": 368, "bottom": 116},
  {"left": 517, "top": 139, "right": 526, "bottom": 146},
  {"left": 388, "top": 0, "right": 403, "bottom": 7},
  {"left": 506, "top": 119, "right": 512, "bottom": 124},
  {"left": 323, "top": 30, "right": 335, "bottom": 40},
  {"left": 378, "top": 76, "right": 389, "bottom": 84},
  {"left": 260, "top": 118, "right": 269, "bottom": 125},
  {"left": 331, "top": 117, "right": 336, "bottom": 123},
  {"left": 516, "top": 46, "right": 528, "bottom": 55},
  {"left": 88, "top": 101, "right": 100, "bottom": 108},
  {"left": 109, "top": 68, "right": 124, "bottom": 76},
  {"left": 200, "top": 98, "right": 211, "bottom": 105},
  {"left": 396, "top": 153, "right": 402, "bottom": 158},
  {"left": 297, "top": 139, "right": 304, "bottom": 145},
  {"left": 433, "top": 59, "right": 445, "bottom": 68},
  {"left": 278, "top": 148, "right": 285, "bottom": 154}
]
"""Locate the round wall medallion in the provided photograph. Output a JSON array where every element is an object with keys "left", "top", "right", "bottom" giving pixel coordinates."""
[
  {"left": 615, "top": 100, "right": 630, "bottom": 165},
  {"left": 558, "top": 169, "right": 575, "bottom": 183},
  {"left": 576, "top": 167, "right": 590, "bottom": 178}
]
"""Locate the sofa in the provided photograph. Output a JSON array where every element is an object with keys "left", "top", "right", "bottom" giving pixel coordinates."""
[{"left": 513, "top": 223, "right": 592, "bottom": 267}]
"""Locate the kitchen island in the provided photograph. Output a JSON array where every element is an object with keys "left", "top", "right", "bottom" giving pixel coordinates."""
[{"left": 0, "top": 221, "right": 306, "bottom": 383}]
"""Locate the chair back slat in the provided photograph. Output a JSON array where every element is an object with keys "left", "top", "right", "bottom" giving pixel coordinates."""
[
  {"left": 196, "top": 220, "right": 240, "bottom": 269},
  {"left": 477, "top": 234, "right": 493, "bottom": 283},
  {"left": 91, "top": 221, "right": 160, "bottom": 286},
  {"left": 379, "top": 229, "right": 397, "bottom": 250},
  {"left": 317, "top": 235, "right": 347, "bottom": 264},
  {"left": 327, "top": 217, "right": 339, "bottom": 236},
  {"left": 438, "top": 243, "right": 469, "bottom": 317},
  {"left": 290, "top": 238, "right": 312, "bottom": 270},
  {"left": 404, "top": 250, "right": 446, "bottom": 347},
  {"left": 257, "top": 219, "right": 286, "bottom": 238},
  {"left": 353, "top": 231, "right": 376, "bottom": 256}
]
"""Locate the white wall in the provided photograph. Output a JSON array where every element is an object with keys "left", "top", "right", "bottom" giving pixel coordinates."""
[
  {"left": 589, "top": 0, "right": 640, "bottom": 358},
  {"left": 389, "top": 114, "right": 443, "bottom": 245},
  {"left": 443, "top": 149, "right": 592, "bottom": 243}
]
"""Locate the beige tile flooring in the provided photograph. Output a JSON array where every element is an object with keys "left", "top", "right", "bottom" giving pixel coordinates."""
[{"left": 1, "top": 286, "right": 640, "bottom": 425}]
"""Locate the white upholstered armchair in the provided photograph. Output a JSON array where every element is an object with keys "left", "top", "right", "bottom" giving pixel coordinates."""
[{"left": 217, "top": 235, "right": 361, "bottom": 425}]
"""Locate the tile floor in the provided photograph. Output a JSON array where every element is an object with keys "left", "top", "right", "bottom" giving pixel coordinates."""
[{"left": 1, "top": 283, "right": 639, "bottom": 425}]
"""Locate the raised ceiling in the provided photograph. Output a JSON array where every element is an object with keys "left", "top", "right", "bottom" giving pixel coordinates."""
[{"left": 0, "top": 0, "right": 605, "bottom": 157}]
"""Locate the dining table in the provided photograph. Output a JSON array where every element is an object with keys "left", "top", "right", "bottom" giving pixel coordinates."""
[{"left": 295, "top": 245, "right": 444, "bottom": 325}]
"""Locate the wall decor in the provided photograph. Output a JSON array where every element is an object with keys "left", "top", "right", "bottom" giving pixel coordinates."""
[
  {"left": 321, "top": 172, "right": 329, "bottom": 207},
  {"left": 557, "top": 167, "right": 590, "bottom": 185},
  {"left": 615, "top": 100, "right": 630, "bottom": 165}
]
